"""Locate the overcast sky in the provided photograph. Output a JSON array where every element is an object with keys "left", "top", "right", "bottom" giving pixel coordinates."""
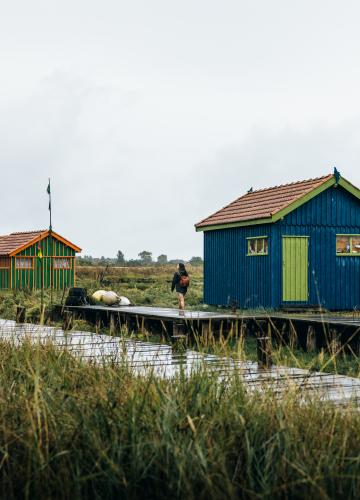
[{"left": 1, "top": 0, "right": 360, "bottom": 260}]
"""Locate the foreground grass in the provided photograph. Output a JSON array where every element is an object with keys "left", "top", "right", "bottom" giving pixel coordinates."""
[
  {"left": 241, "top": 337, "right": 360, "bottom": 378},
  {"left": 0, "top": 342, "right": 359, "bottom": 499}
]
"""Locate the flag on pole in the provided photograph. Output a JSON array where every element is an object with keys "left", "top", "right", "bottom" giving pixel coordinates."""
[
  {"left": 37, "top": 242, "right": 43, "bottom": 259},
  {"left": 46, "top": 180, "right": 51, "bottom": 211},
  {"left": 47, "top": 179, "right": 52, "bottom": 230}
]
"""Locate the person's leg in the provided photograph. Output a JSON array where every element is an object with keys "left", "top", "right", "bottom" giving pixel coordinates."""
[{"left": 177, "top": 293, "right": 185, "bottom": 310}]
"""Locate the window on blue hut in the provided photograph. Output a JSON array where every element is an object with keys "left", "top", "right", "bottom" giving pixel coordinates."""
[
  {"left": 336, "top": 235, "right": 360, "bottom": 255},
  {"left": 352, "top": 236, "right": 360, "bottom": 254},
  {"left": 247, "top": 237, "right": 268, "bottom": 256}
]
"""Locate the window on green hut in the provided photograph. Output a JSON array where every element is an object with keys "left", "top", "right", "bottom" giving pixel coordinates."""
[
  {"left": 54, "top": 258, "right": 71, "bottom": 269},
  {"left": 16, "top": 257, "right": 33, "bottom": 269}
]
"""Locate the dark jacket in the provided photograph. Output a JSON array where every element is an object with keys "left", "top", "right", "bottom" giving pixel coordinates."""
[{"left": 171, "top": 270, "right": 189, "bottom": 294}]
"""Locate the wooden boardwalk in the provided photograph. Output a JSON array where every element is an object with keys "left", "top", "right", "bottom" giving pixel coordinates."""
[
  {"left": 1, "top": 318, "right": 360, "bottom": 407},
  {"left": 56, "top": 304, "right": 360, "bottom": 352}
]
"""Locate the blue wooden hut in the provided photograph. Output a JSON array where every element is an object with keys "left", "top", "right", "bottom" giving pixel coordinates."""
[{"left": 195, "top": 170, "right": 360, "bottom": 310}]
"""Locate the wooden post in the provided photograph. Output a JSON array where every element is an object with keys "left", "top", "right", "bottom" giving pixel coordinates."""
[
  {"left": 289, "top": 320, "right": 298, "bottom": 349},
  {"left": 256, "top": 320, "right": 272, "bottom": 368},
  {"left": 201, "top": 321, "right": 210, "bottom": 345},
  {"left": 278, "top": 321, "right": 288, "bottom": 346},
  {"left": 306, "top": 325, "right": 316, "bottom": 352},
  {"left": 95, "top": 312, "right": 101, "bottom": 334},
  {"left": 237, "top": 321, "right": 245, "bottom": 355},
  {"left": 354, "top": 332, "right": 360, "bottom": 357},
  {"left": 329, "top": 328, "right": 341, "bottom": 356},
  {"left": 109, "top": 313, "right": 116, "bottom": 336},
  {"left": 16, "top": 306, "right": 26, "bottom": 324},
  {"left": 172, "top": 320, "right": 186, "bottom": 339},
  {"left": 63, "top": 311, "right": 73, "bottom": 331}
]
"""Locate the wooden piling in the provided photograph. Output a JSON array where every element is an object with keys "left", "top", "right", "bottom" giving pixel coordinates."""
[
  {"left": 109, "top": 313, "right": 117, "bottom": 336},
  {"left": 329, "top": 328, "right": 341, "bottom": 356},
  {"left": 172, "top": 320, "right": 186, "bottom": 339},
  {"left": 63, "top": 311, "right": 73, "bottom": 331},
  {"left": 95, "top": 312, "right": 101, "bottom": 334},
  {"left": 306, "top": 325, "right": 316, "bottom": 352},
  {"left": 16, "top": 306, "right": 26, "bottom": 324},
  {"left": 256, "top": 320, "right": 272, "bottom": 368},
  {"left": 289, "top": 320, "right": 298, "bottom": 349}
]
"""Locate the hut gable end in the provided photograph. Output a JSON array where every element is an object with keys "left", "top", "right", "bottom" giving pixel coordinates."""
[
  {"left": 198, "top": 172, "right": 360, "bottom": 310},
  {"left": 0, "top": 230, "right": 81, "bottom": 290},
  {"left": 195, "top": 173, "right": 360, "bottom": 231},
  {"left": 281, "top": 185, "right": 360, "bottom": 228}
]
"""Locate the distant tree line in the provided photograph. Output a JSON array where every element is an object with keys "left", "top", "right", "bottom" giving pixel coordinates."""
[{"left": 76, "top": 250, "right": 203, "bottom": 267}]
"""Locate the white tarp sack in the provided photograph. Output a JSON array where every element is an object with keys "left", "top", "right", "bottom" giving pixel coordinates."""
[
  {"left": 118, "top": 296, "right": 131, "bottom": 306},
  {"left": 92, "top": 290, "right": 106, "bottom": 302},
  {"left": 92, "top": 290, "right": 131, "bottom": 306},
  {"left": 102, "top": 291, "right": 120, "bottom": 305}
]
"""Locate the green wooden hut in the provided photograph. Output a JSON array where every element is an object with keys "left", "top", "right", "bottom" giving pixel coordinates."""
[{"left": 0, "top": 230, "right": 81, "bottom": 290}]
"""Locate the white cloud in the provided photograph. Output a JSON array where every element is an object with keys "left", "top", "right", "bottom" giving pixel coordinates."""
[{"left": 1, "top": 1, "right": 360, "bottom": 259}]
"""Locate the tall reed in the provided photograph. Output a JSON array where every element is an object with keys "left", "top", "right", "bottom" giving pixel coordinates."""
[{"left": 0, "top": 341, "right": 359, "bottom": 499}]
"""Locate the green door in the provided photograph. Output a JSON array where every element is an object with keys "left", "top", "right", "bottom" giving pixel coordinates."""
[{"left": 282, "top": 236, "right": 309, "bottom": 302}]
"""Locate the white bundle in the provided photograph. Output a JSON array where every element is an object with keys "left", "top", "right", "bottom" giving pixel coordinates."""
[{"left": 92, "top": 290, "right": 131, "bottom": 306}]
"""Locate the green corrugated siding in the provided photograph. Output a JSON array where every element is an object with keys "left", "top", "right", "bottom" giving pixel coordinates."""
[
  {"left": 7, "top": 235, "right": 76, "bottom": 290},
  {"left": 0, "top": 269, "right": 10, "bottom": 288},
  {"left": 282, "top": 236, "right": 309, "bottom": 302}
]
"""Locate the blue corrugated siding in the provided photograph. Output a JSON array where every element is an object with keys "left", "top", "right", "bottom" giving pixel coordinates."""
[
  {"left": 203, "top": 185, "right": 360, "bottom": 310},
  {"left": 204, "top": 224, "right": 274, "bottom": 309},
  {"left": 278, "top": 186, "right": 360, "bottom": 309}
]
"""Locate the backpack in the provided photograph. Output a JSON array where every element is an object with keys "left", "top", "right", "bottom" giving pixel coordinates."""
[{"left": 179, "top": 274, "right": 190, "bottom": 287}]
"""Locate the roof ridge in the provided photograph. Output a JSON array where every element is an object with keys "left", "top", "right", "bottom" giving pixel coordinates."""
[
  {"left": 249, "top": 174, "right": 332, "bottom": 194},
  {"left": 10, "top": 230, "right": 47, "bottom": 235},
  {"left": 196, "top": 174, "right": 332, "bottom": 226},
  {"left": 195, "top": 172, "right": 340, "bottom": 229}
]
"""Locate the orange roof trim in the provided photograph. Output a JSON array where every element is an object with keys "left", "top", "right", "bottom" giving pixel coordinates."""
[{"left": 0, "top": 230, "right": 81, "bottom": 256}]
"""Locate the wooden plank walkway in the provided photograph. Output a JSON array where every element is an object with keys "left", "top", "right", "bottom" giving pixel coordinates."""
[
  {"left": 56, "top": 305, "right": 360, "bottom": 352},
  {"left": 58, "top": 304, "right": 360, "bottom": 326},
  {"left": 1, "top": 319, "right": 360, "bottom": 407}
]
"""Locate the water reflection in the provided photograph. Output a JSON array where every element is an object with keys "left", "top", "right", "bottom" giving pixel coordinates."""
[{"left": 0, "top": 320, "right": 359, "bottom": 404}]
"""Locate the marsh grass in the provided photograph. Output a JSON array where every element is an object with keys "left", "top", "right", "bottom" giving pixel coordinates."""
[
  {"left": 0, "top": 341, "right": 359, "bottom": 499},
  {"left": 77, "top": 264, "right": 204, "bottom": 309}
]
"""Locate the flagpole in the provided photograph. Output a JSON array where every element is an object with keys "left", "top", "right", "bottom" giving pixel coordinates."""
[
  {"left": 48, "top": 178, "right": 53, "bottom": 307},
  {"left": 48, "top": 178, "right": 52, "bottom": 231}
]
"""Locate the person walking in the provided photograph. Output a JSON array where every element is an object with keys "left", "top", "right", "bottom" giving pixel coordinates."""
[{"left": 171, "top": 263, "right": 189, "bottom": 313}]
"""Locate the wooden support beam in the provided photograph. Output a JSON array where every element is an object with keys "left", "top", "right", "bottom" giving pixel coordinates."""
[
  {"left": 256, "top": 320, "right": 272, "bottom": 368},
  {"left": 329, "top": 328, "right": 341, "bottom": 356},
  {"left": 16, "top": 306, "right": 26, "bottom": 324},
  {"left": 279, "top": 321, "right": 288, "bottom": 346},
  {"left": 235, "top": 321, "right": 245, "bottom": 355},
  {"left": 109, "top": 313, "right": 117, "bottom": 336},
  {"left": 289, "top": 320, "right": 298, "bottom": 349},
  {"left": 172, "top": 320, "right": 186, "bottom": 339},
  {"left": 201, "top": 321, "right": 209, "bottom": 345},
  {"left": 306, "top": 325, "right": 316, "bottom": 352},
  {"left": 95, "top": 312, "right": 102, "bottom": 334},
  {"left": 63, "top": 311, "right": 73, "bottom": 331}
]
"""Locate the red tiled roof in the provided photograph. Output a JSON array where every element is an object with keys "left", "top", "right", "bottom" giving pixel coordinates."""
[
  {"left": 196, "top": 174, "right": 334, "bottom": 229},
  {"left": 0, "top": 230, "right": 81, "bottom": 256},
  {"left": 0, "top": 231, "right": 46, "bottom": 256}
]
